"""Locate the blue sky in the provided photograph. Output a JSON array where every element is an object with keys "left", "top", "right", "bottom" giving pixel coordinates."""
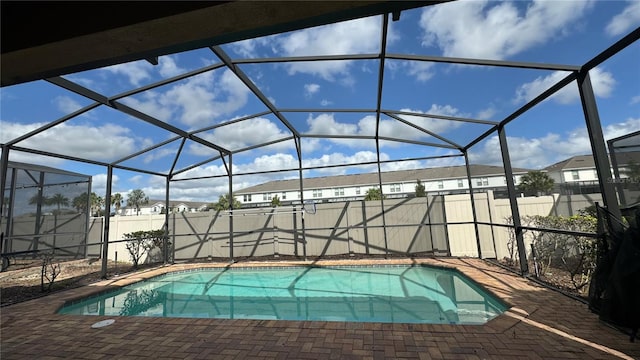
[{"left": 1, "top": 0, "right": 639, "bottom": 205}]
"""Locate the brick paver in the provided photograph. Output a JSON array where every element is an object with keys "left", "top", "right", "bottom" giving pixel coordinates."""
[{"left": 1, "top": 258, "right": 638, "bottom": 359}]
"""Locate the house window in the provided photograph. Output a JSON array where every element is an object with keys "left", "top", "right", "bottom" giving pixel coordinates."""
[
  {"left": 389, "top": 183, "right": 401, "bottom": 193},
  {"left": 243, "top": 194, "right": 251, "bottom": 202},
  {"left": 437, "top": 181, "right": 444, "bottom": 189},
  {"left": 313, "top": 189, "right": 323, "bottom": 198},
  {"left": 457, "top": 179, "right": 464, "bottom": 188},
  {"left": 355, "top": 187, "right": 361, "bottom": 195},
  {"left": 263, "top": 193, "right": 268, "bottom": 201},
  {"left": 476, "top": 177, "right": 488, "bottom": 186},
  {"left": 281, "top": 192, "right": 287, "bottom": 200},
  {"left": 571, "top": 171, "right": 580, "bottom": 180},
  {"left": 334, "top": 188, "right": 344, "bottom": 196}
]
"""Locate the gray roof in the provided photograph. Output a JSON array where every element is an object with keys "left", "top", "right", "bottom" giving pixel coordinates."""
[
  {"left": 545, "top": 155, "right": 595, "bottom": 172},
  {"left": 236, "top": 164, "right": 532, "bottom": 194},
  {"left": 545, "top": 152, "right": 640, "bottom": 171}
]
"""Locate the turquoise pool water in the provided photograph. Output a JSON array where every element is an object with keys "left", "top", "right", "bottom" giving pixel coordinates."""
[{"left": 57, "top": 265, "right": 507, "bottom": 324}]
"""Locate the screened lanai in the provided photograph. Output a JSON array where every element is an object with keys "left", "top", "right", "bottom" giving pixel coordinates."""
[{"left": 1, "top": 0, "right": 639, "bottom": 284}]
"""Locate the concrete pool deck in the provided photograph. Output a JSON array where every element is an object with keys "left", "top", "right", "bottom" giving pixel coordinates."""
[{"left": 1, "top": 258, "right": 638, "bottom": 359}]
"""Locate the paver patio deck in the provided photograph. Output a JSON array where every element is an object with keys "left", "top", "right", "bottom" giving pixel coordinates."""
[{"left": 1, "top": 258, "right": 638, "bottom": 359}]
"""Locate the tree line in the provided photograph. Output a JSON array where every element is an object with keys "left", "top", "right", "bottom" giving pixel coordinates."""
[{"left": 25, "top": 189, "right": 149, "bottom": 216}]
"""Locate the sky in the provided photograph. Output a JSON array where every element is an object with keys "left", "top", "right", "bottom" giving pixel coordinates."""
[{"left": 1, "top": 0, "right": 639, "bottom": 207}]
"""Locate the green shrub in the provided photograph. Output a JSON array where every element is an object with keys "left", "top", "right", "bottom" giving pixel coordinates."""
[
  {"left": 529, "top": 214, "right": 597, "bottom": 293},
  {"left": 124, "top": 229, "right": 169, "bottom": 268}
]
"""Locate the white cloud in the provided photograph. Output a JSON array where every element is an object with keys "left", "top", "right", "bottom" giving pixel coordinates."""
[
  {"left": 424, "top": 154, "right": 465, "bottom": 168},
  {"left": 169, "top": 153, "right": 301, "bottom": 201},
  {"left": 304, "top": 83, "right": 320, "bottom": 98},
  {"left": 301, "top": 137, "right": 322, "bottom": 153},
  {"left": 229, "top": 37, "right": 275, "bottom": 58},
  {"left": 630, "top": 95, "right": 640, "bottom": 105},
  {"left": 605, "top": 0, "right": 640, "bottom": 36},
  {"left": 91, "top": 173, "right": 120, "bottom": 197},
  {"left": 160, "top": 69, "right": 251, "bottom": 128},
  {"left": 143, "top": 147, "right": 179, "bottom": 164},
  {"left": 278, "top": 17, "right": 380, "bottom": 56},
  {"left": 64, "top": 75, "right": 98, "bottom": 91},
  {"left": 469, "top": 117, "right": 640, "bottom": 169},
  {"left": 394, "top": 105, "right": 467, "bottom": 135},
  {"left": 102, "top": 61, "right": 154, "bottom": 86},
  {"left": 194, "top": 117, "right": 292, "bottom": 153},
  {"left": 304, "top": 105, "right": 465, "bottom": 148},
  {"left": 53, "top": 96, "right": 83, "bottom": 114},
  {"left": 380, "top": 160, "right": 424, "bottom": 172},
  {"left": 514, "top": 67, "right": 615, "bottom": 105},
  {"left": 275, "top": 17, "right": 381, "bottom": 80},
  {"left": 242, "top": 153, "right": 300, "bottom": 173},
  {"left": 136, "top": 114, "right": 638, "bottom": 201},
  {"left": 1, "top": 121, "right": 143, "bottom": 161},
  {"left": 320, "top": 99, "right": 333, "bottom": 107},
  {"left": 303, "top": 151, "right": 385, "bottom": 175},
  {"left": 120, "top": 91, "right": 174, "bottom": 121},
  {"left": 602, "top": 117, "right": 640, "bottom": 140},
  {"left": 305, "top": 113, "right": 374, "bottom": 150},
  {"left": 476, "top": 106, "right": 497, "bottom": 120},
  {"left": 129, "top": 175, "right": 143, "bottom": 184},
  {"left": 420, "top": 0, "right": 593, "bottom": 59},
  {"left": 158, "top": 56, "right": 185, "bottom": 78},
  {"left": 5, "top": 150, "right": 66, "bottom": 167},
  {"left": 307, "top": 113, "right": 358, "bottom": 135},
  {"left": 172, "top": 162, "right": 228, "bottom": 181},
  {"left": 405, "top": 61, "right": 435, "bottom": 82}
]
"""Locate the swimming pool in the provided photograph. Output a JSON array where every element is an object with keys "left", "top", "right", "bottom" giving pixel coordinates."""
[{"left": 58, "top": 265, "right": 507, "bottom": 324}]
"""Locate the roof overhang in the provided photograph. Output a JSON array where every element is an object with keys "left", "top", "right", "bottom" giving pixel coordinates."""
[{"left": 1, "top": 1, "right": 446, "bottom": 87}]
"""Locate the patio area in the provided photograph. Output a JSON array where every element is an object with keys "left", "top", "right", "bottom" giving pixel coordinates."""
[{"left": 1, "top": 258, "right": 638, "bottom": 359}]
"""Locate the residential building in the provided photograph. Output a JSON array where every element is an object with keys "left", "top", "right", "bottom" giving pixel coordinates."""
[
  {"left": 545, "top": 155, "right": 601, "bottom": 195},
  {"left": 120, "top": 200, "right": 209, "bottom": 216},
  {"left": 235, "top": 164, "right": 533, "bottom": 208},
  {"left": 545, "top": 153, "right": 640, "bottom": 195}
]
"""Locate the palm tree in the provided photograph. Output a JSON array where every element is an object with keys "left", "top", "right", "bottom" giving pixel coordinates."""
[
  {"left": 415, "top": 179, "right": 426, "bottom": 197},
  {"left": 49, "top": 193, "right": 69, "bottom": 214},
  {"left": 127, "top": 189, "right": 149, "bottom": 216},
  {"left": 111, "top": 193, "right": 123, "bottom": 215},
  {"left": 271, "top": 195, "right": 281, "bottom": 207},
  {"left": 518, "top": 171, "right": 554, "bottom": 196},
  {"left": 90, "top": 192, "right": 104, "bottom": 216},
  {"left": 364, "top": 187, "right": 385, "bottom": 201},
  {"left": 29, "top": 193, "right": 51, "bottom": 207},
  {"left": 213, "top": 193, "right": 241, "bottom": 211},
  {"left": 72, "top": 193, "right": 89, "bottom": 213}
]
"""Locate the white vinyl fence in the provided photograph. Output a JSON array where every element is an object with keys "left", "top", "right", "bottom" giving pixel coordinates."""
[{"left": 88, "top": 192, "right": 601, "bottom": 264}]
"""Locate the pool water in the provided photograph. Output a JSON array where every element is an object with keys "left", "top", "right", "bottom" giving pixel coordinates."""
[{"left": 57, "top": 265, "right": 507, "bottom": 324}]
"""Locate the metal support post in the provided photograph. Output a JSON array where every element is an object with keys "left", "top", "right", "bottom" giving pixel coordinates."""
[{"left": 499, "top": 127, "right": 528, "bottom": 274}]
